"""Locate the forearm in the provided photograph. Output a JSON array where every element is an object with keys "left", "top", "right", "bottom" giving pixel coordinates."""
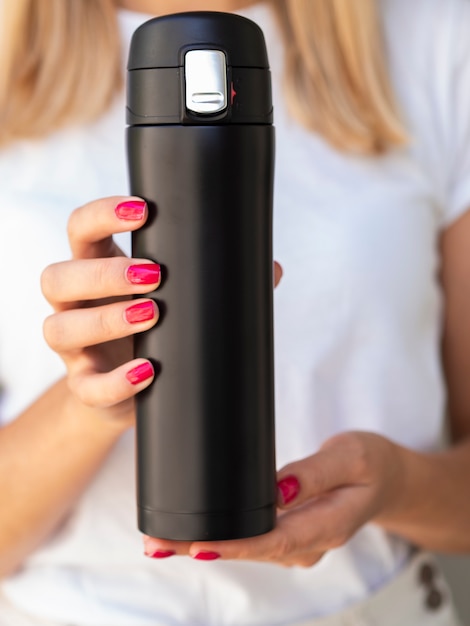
[
  {"left": 0, "top": 378, "right": 130, "bottom": 578},
  {"left": 376, "top": 437, "right": 470, "bottom": 553}
]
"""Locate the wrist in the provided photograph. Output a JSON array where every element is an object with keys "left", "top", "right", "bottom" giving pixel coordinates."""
[
  {"left": 373, "top": 442, "right": 448, "bottom": 543},
  {"left": 373, "top": 441, "right": 420, "bottom": 526}
]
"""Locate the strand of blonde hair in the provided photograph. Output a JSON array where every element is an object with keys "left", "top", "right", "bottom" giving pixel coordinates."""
[
  {"left": 0, "top": 0, "right": 121, "bottom": 146},
  {"left": 271, "top": 0, "right": 406, "bottom": 153}
]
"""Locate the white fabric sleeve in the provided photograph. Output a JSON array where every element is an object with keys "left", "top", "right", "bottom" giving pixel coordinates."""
[{"left": 441, "top": 0, "right": 470, "bottom": 227}]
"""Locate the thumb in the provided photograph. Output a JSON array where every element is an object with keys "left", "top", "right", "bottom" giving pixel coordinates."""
[{"left": 274, "top": 261, "right": 283, "bottom": 288}]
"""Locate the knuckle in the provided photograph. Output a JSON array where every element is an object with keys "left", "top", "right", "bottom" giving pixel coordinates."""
[
  {"left": 40, "top": 264, "right": 58, "bottom": 302},
  {"left": 68, "top": 376, "right": 98, "bottom": 408},
  {"left": 68, "top": 373, "right": 124, "bottom": 410},
  {"left": 93, "top": 258, "right": 109, "bottom": 291},
  {"left": 94, "top": 257, "right": 123, "bottom": 294},
  {"left": 96, "top": 307, "right": 115, "bottom": 340},
  {"left": 273, "top": 531, "right": 293, "bottom": 561},
  {"left": 349, "top": 434, "right": 371, "bottom": 479},
  {"left": 331, "top": 431, "right": 370, "bottom": 479},
  {"left": 42, "top": 315, "right": 64, "bottom": 351},
  {"left": 67, "top": 207, "right": 82, "bottom": 244},
  {"left": 67, "top": 376, "right": 88, "bottom": 405}
]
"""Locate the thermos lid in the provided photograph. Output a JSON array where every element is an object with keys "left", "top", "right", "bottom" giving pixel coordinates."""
[
  {"left": 127, "top": 12, "right": 273, "bottom": 125},
  {"left": 127, "top": 11, "right": 269, "bottom": 70}
]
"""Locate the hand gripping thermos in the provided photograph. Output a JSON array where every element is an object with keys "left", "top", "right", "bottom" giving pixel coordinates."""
[{"left": 126, "top": 12, "right": 275, "bottom": 541}]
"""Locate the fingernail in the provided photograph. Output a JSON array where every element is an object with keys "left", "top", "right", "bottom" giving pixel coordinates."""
[
  {"left": 148, "top": 550, "right": 175, "bottom": 559},
  {"left": 126, "top": 362, "right": 154, "bottom": 385},
  {"left": 115, "top": 199, "right": 147, "bottom": 220},
  {"left": 277, "top": 475, "right": 300, "bottom": 505},
  {"left": 192, "top": 551, "right": 221, "bottom": 561},
  {"left": 127, "top": 264, "right": 161, "bottom": 285},
  {"left": 124, "top": 301, "right": 155, "bottom": 324}
]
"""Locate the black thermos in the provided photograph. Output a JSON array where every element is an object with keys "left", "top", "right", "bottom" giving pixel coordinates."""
[{"left": 126, "top": 12, "right": 275, "bottom": 541}]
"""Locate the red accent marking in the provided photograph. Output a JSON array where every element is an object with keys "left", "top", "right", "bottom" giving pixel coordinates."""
[{"left": 231, "top": 83, "right": 237, "bottom": 105}]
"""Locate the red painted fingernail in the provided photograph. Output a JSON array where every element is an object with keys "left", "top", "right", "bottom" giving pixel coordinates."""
[
  {"left": 124, "top": 301, "right": 155, "bottom": 324},
  {"left": 193, "top": 551, "right": 221, "bottom": 561},
  {"left": 277, "top": 475, "right": 300, "bottom": 505},
  {"left": 126, "top": 362, "right": 154, "bottom": 385},
  {"left": 149, "top": 550, "right": 175, "bottom": 559},
  {"left": 115, "top": 200, "right": 147, "bottom": 220},
  {"left": 127, "top": 264, "right": 161, "bottom": 285}
]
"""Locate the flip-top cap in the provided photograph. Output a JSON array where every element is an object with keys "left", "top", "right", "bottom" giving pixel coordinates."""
[
  {"left": 127, "top": 12, "right": 273, "bottom": 126},
  {"left": 127, "top": 11, "right": 269, "bottom": 70}
]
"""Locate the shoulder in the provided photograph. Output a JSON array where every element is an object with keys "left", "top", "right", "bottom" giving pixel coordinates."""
[
  {"left": 379, "top": 0, "right": 469, "bottom": 31},
  {"left": 380, "top": 0, "right": 469, "bottom": 72},
  {"left": 380, "top": 0, "right": 470, "bottom": 227}
]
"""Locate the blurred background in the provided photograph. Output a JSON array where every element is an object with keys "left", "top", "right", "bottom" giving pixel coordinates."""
[{"left": 438, "top": 555, "right": 470, "bottom": 622}]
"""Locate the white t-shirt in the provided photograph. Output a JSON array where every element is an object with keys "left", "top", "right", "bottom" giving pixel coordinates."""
[{"left": 1, "top": 1, "right": 470, "bottom": 624}]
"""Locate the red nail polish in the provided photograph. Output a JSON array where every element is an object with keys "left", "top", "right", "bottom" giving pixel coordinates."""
[
  {"left": 127, "top": 264, "right": 161, "bottom": 285},
  {"left": 115, "top": 200, "right": 147, "bottom": 220},
  {"left": 277, "top": 475, "right": 300, "bottom": 505},
  {"left": 193, "top": 551, "right": 221, "bottom": 561},
  {"left": 124, "top": 301, "right": 155, "bottom": 324},
  {"left": 150, "top": 550, "right": 175, "bottom": 559},
  {"left": 126, "top": 362, "right": 154, "bottom": 385}
]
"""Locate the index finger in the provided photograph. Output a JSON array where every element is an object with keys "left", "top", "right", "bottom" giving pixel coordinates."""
[
  {"left": 68, "top": 196, "right": 148, "bottom": 259},
  {"left": 142, "top": 505, "right": 325, "bottom": 564}
]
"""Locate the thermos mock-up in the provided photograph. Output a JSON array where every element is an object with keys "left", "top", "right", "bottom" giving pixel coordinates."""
[{"left": 126, "top": 12, "right": 276, "bottom": 541}]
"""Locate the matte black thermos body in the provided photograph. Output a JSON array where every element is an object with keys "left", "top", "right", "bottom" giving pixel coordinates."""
[{"left": 126, "top": 12, "right": 276, "bottom": 541}]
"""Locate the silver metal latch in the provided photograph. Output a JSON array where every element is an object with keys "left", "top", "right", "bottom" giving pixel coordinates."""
[{"left": 185, "top": 50, "right": 227, "bottom": 115}]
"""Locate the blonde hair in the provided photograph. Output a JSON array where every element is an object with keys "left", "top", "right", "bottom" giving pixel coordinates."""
[
  {"left": 0, "top": 0, "right": 121, "bottom": 146},
  {"left": 271, "top": 0, "right": 406, "bottom": 153},
  {"left": 0, "top": 0, "right": 406, "bottom": 154}
]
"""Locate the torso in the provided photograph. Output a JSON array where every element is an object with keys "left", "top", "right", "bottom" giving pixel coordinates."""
[{"left": 1, "top": 1, "right": 469, "bottom": 623}]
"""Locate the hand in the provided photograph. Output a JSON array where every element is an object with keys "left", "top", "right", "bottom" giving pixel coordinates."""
[
  {"left": 41, "top": 196, "right": 283, "bottom": 428},
  {"left": 41, "top": 196, "right": 161, "bottom": 426},
  {"left": 143, "top": 431, "right": 405, "bottom": 566}
]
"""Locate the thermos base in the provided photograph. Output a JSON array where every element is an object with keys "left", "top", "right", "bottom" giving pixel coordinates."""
[{"left": 138, "top": 504, "right": 276, "bottom": 541}]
